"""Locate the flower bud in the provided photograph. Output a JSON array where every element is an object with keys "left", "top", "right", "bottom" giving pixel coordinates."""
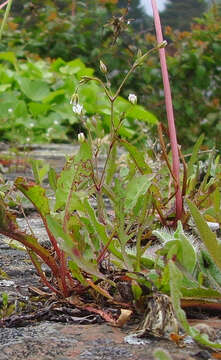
[
  {"left": 78, "top": 132, "right": 85, "bottom": 143},
  {"left": 99, "top": 60, "right": 108, "bottom": 74},
  {"left": 70, "top": 93, "right": 79, "bottom": 105},
  {"left": 157, "top": 40, "right": 167, "bottom": 49},
  {"left": 137, "top": 49, "right": 142, "bottom": 58},
  {"left": 128, "top": 93, "right": 137, "bottom": 105}
]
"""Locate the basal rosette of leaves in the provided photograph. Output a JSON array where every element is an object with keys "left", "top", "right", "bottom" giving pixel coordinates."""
[
  {"left": 0, "top": 135, "right": 221, "bottom": 347},
  {"left": 0, "top": 52, "right": 157, "bottom": 144}
]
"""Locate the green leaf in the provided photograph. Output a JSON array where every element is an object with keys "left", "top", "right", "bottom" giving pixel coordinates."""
[
  {"left": 51, "top": 58, "right": 66, "bottom": 72},
  {"left": 169, "top": 260, "right": 221, "bottom": 349},
  {"left": 126, "top": 104, "right": 158, "bottom": 124},
  {"left": 83, "top": 199, "right": 123, "bottom": 261},
  {"left": 124, "top": 174, "right": 153, "bottom": 212},
  {"left": 30, "top": 159, "right": 49, "bottom": 185},
  {"left": 0, "top": 52, "right": 18, "bottom": 69},
  {"left": 105, "top": 143, "right": 117, "bottom": 185},
  {"left": 199, "top": 250, "right": 221, "bottom": 288},
  {"left": 43, "top": 89, "right": 65, "bottom": 104},
  {"left": 17, "top": 77, "right": 50, "bottom": 101},
  {"left": 187, "top": 134, "right": 204, "bottom": 178},
  {"left": 46, "top": 215, "right": 105, "bottom": 279},
  {"left": 154, "top": 349, "right": 173, "bottom": 360},
  {"left": 131, "top": 280, "right": 142, "bottom": 300},
  {"left": 29, "top": 102, "right": 50, "bottom": 117},
  {"left": 0, "top": 84, "right": 11, "bottom": 92},
  {"left": 14, "top": 101, "right": 28, "bottom": 118},
  {"left": 15, "top": 177, "right": 50, "bottom": 217},
  {"left": 174, "top": 221, "right": 196, "bottom": 273},
  {"left": 187, "top": 199, "right": 221, "bottom": 271},
  {"left": 75, "top": 141, "right": 92, "bottom": 162},
  {"left": 68, "top": 261, "right": 88, "bottom": 286},
  {"left": 120, "top": 139, "right": 152, "bottom": 174},
  {"left": 48, "top": 167, "right": 57, "bottom": 192},
  {"left": 181, "top": 285, "right": 221, "bottom": 298}
]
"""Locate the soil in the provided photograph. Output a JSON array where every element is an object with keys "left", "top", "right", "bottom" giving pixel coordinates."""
[{"left": 0, "top": 144, "right": 221, "bottom": 360}]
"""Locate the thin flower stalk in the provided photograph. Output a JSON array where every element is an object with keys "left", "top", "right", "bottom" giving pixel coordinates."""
[{"left": 150, "top": 0, "right": 183, "bottom": 220}]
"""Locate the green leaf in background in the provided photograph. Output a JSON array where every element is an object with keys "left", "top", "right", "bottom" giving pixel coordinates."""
[
  {"left": 124, "top": 174, "right": 153, "bottom": 212},
  {"left": 17, "top": 77, "right": 50, "bottom": 101},
  {"left": 187, "top": 199, "right": 221, "bottom": 271},
  {"left": 29, "top": 102, "right": 50, "bottom": 117},
  {"left": 51, "top": 58, "right": 66, "bottom": 72},
  {"left": 0, "top": 52, "right": 18, "bottom": 70},
  {"left": 0, "top": 84, "right": 11, "bottom": 92},
  {"left": 43, "top": 89, "right": 65, "bottom": 104},
  {"left": 14, "top": 101, "right": 28, "bottom": 118}
]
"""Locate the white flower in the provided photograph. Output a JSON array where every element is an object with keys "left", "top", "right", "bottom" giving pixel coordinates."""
[
  {"left": 78, "top": 132, "right": 85, "bottom": 143},
  {"left": 128, "top": 93, "right": 137, "bottom": 105},
  {"left": 29, "top": 122, "right": 34, "bottom": 128},
  {"left": 26, "top": 137, "right": 30, "bottom": 143},
  {"left": 53, "top": 120, "right": 59, "bottom": 125},
  {"left": 8, "top": 108, "right": 13, "bottom": 113},
  {"left": 72, "top": 103, "right": 83, "bottom": 115}
]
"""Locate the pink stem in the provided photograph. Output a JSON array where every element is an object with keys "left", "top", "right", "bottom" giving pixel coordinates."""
[
  {"left": 150, "top": 0, "right": 183, "bottom": 220},
  {"left": 0, "top": 1, "right": 8, "bottom": 10}
]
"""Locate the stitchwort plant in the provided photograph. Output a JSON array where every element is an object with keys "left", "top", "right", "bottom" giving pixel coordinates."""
[{"left": 0, "top": 0, "right": 221, "bottom": 349}]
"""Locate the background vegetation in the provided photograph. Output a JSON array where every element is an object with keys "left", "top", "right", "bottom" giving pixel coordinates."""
[{"left": 0, "top": 0, "right": 220, "bottom": 151}]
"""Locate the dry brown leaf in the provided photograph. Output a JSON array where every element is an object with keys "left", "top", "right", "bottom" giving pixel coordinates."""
[{"left": 115, "top": 309, "right": 132, "bottom": 327}]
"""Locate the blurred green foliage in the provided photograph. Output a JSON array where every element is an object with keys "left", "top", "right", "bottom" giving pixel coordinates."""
[
  {"left": 0, "top": 52, "right": 157, "bottom": 144},
  {"left": 0, "top": 1, "right": 220, "bottom": 150}
]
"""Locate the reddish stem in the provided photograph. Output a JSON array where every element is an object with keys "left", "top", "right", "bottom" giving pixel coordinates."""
[{"left": 150, "top": 0, "right": 183, "bottom": 220}]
